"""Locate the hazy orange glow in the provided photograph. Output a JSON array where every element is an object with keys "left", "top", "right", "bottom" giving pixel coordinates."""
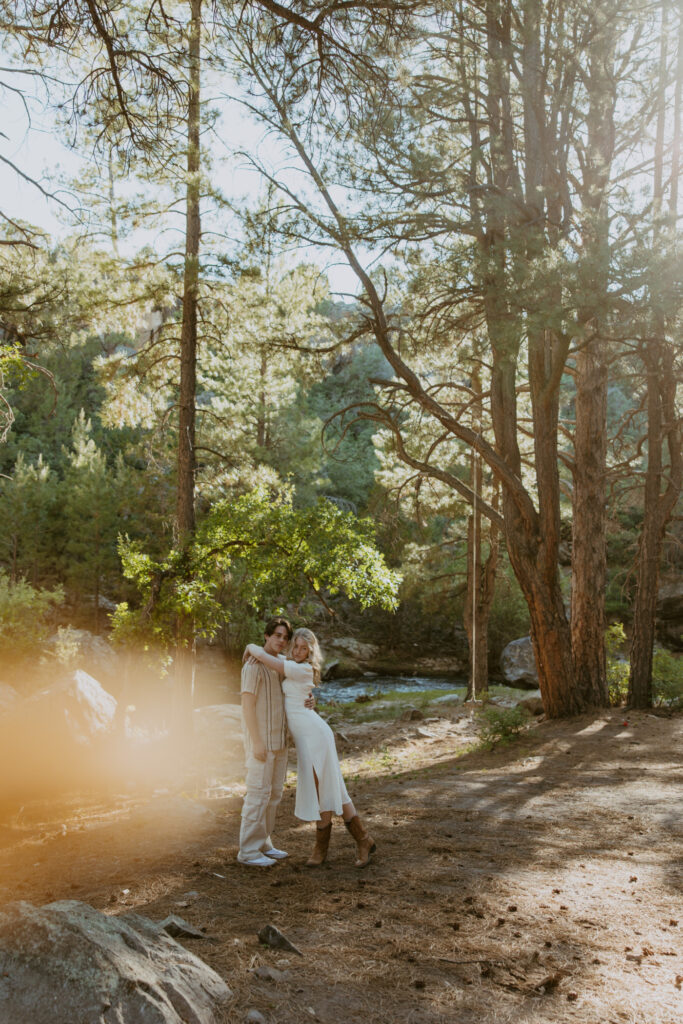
[{"left": 0, "top": 656, "right": 245, "bottom": 814}]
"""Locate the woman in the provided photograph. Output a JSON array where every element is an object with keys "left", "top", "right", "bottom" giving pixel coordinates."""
[{"left": 243, "top": 627, "right": 376, "bottom": 868}]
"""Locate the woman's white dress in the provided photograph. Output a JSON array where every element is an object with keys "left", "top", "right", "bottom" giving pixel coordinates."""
[{"left": 282, "top": 660, "right": 350, "bottom": 822}]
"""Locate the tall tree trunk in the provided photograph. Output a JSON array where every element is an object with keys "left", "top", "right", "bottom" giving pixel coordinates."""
[
  {"left": 629, "top": 2, "right": 683, "bottom": 707},
  {"left": 571, "top": 343, "right": 608, "bottom": 703},
  {"left": 571, "top": 6, "right": 615, "bottom": 707},
  {"left": 464, "top": 368, "right": 499, "bottom": 700},
  {"left": 482, "top": 0, "right": 578, "bottom": 716},
  {"left": 174, "top": 0, "right": 201, "bottom": 734}
]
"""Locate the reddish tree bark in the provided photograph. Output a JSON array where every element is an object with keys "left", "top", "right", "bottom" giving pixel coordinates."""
[{"left": 173, "top": 0, "right": 202, "bottom": 735}]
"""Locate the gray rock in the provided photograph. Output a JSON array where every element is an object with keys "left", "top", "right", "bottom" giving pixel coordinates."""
[
  {"left": 251, "top": 965, "right": 287, "bottom": 982},
  {"left": 321, "top": 658, "right": 340, "bottom": 680},
  {"left": 432, "top": 693, "right": 463, "bottom": 706},
  {"left": 245, "top": 1011, "right": 267, "bottom": 1024},
  {"left": 518, "top": 697, "right": 544, "bottom": 716},
  {"left": 324, "top": 638, "right": 379, "bottom": 661},
  {"left": 45, "top": 628, "right": 119, "bottom": 682},
  {"left": 322, "top": 658, "right": 364, "bottom": 680},
  {"left": 657, "top": 580, "right": 683, "bottom": 620},
  {"left": 0, "top": 672, "right": 118, "bottom": 801},
  {"left": 412, "top": 656, "right": 466, "bottom": 677},
  {"left": 5, "top": 670, "right": 117, "bottom": 745},
  {"left": 0, "top": 900, "right": 230, "bottom": 1024},
  {"left": 257, "top": 924, "right": 303, "bottom": 956},
  {"left": 500, "top": 638, "right": 539, "bottom": 688},
  {"left": 657, "top": 581, "right": 683, "bottom": 649},
  {"left": 400, "top": 707, "right": 424, "bottom": 721},
  {"left": 159, "top": 915, "right": 207, "bottom": 940}
]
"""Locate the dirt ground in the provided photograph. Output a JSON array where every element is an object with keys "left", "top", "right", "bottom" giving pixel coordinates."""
[{"left": 0, "top": 704, "right": 681, "bottom": 1024}]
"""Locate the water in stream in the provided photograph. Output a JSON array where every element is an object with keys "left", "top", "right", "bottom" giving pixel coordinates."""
[{"left": 315, "top": 675, "right": 537, "bottom": 705}]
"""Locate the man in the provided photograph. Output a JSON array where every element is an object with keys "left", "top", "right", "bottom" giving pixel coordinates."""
[{"left": 237, "top": 616, "right": 294, "bottom": 867}]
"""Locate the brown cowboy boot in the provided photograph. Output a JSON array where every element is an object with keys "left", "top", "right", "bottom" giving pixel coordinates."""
[
  {"left": 305, "top": 823, "right": 332, "bottom": 867},
  {"left": 344, "top": 815, "right": 376, "bottom": 868}
]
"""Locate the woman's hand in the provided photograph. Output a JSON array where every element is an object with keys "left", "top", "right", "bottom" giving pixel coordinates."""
[{"left": 242, "top": 643, "right": 257, "bottom": 664}]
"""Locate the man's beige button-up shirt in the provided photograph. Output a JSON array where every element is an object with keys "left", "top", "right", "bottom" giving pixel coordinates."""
[{"left": 240, "top": 659, "right": 287, "bottom": 752}]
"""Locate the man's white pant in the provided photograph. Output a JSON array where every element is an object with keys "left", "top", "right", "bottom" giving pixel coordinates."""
[{"left": 239, "top": 748, "right": 288, "bottom": 860}]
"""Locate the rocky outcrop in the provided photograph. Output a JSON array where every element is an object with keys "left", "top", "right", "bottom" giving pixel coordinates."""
[
  {"left": 321, "top": 637, "right": 466, "bottom": 681},
  {"left": 44, "top": 629, "right": 119, "bottom": 684},
  {"left": 0, "top": 899, "right": 230, "bottom": 1024},
  {"left": 325, "top": 638, "right": 380, "bottom": 661},
  {"left": 1, "top": 669, "right": 116, "bottom": 745},
  {"left": 500, "top": 638, "right": 539, "bottom": 689},
  {"left": 0, "top": 671, "right": 118, "bottom": 801},
  {"left": 657, "top": 581, "right": 683, "bottom": 650},
  {"left": 322, "top": 639, "right": 378, "bottom": 680}
]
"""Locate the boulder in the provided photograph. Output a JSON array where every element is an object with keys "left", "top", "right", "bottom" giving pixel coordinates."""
[
  {"left": 412, "top": 656, "right": 466, "bottom": 677},
  {"left": 432, "top": 693, "right": 464, "bottom": 706},
  {"left": 400, "top": 707, "right": 424, "bottom": 721},
  {"left": 324, "top": 638, "right": 379, "bottom": 661},
  {"left": 0, "top": 671, "right": 118, "bottom": 800},
  {"left": 657, "top": 580, "right": 683, "bottom": 619},
  {"left": 45, "top": 628, "right": 119, "bottom": 683},
  {"left": 657, "top": 581, "right": 683, "bottom": 649},
  {"left": 500, "top": 637, "right": 539, "bottom": 688},
  {"left": 3, "top": 670, "right": 117, "bottom": 747},
  {"left": 0, "top": 900, "right": 230, "bottom": 1024},
  {"left": 321, "top": 658, "right": 365, "bottom": 680},
  {"left": 518, "top": 696, "right": 544, "bottom": 716}
]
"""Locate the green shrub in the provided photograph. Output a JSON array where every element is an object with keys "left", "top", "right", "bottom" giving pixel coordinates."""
[
  {"left": 0, "top": 572, "right": 64, "bottom": 657},
  {"left": 476, "top": 704, "right": 530, "bottom": 746},
  {"left": 652, "top": 648, "right": 683, "bottom": 708},
  {"left": 606, "top": 622, "right": 629, "bottom": 706}
]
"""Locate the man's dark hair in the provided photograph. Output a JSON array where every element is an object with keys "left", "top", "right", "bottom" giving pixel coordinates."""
[{"left": 264, "top": 616, "right": 293, "bottom": 640}]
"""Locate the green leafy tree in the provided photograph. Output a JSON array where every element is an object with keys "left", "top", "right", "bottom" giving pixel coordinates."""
[
  {"left": 0, "top": 572, "right": 64, "bottom": 687},
  {"left": 112, "top": 485, "right": 401, "bottom": 652}
]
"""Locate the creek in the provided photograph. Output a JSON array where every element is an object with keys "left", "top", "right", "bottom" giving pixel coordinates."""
[{"left": 316, "top": 675, "right": 536, "bottom": 704}]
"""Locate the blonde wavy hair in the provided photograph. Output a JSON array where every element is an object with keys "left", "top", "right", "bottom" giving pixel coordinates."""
[{"left": 291, "top": 627, "right": 322, "bottom": 686}]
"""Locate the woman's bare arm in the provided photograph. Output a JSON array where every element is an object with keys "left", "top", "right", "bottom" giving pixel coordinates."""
[{"left": 243, "top": 644, "right": 285, "bottom": 677}]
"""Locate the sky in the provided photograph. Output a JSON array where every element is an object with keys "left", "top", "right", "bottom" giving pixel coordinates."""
[{"left": 0, "top": 64, "right": 360, "bottom": 297}]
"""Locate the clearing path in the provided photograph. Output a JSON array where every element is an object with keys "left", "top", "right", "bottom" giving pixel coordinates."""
[{"left": 0, "top": 707, "right": 681, "bottom": 1023}]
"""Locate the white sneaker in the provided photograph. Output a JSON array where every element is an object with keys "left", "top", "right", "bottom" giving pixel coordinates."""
[
  {"left": 263, "top": 847, "right": 289, "bottom": 860},
  {"left": 237, "top": 853, "right": 276, "bottom": 867}
]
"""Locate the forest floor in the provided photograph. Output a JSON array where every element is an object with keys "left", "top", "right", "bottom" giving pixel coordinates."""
[{"left": 0, "top": 703, "right": 681, "bottom": 1024}]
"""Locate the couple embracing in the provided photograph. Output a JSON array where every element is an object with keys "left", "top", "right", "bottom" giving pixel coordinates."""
[{"left": 237, "top": 616, "right": 376, "bottom": 870}]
